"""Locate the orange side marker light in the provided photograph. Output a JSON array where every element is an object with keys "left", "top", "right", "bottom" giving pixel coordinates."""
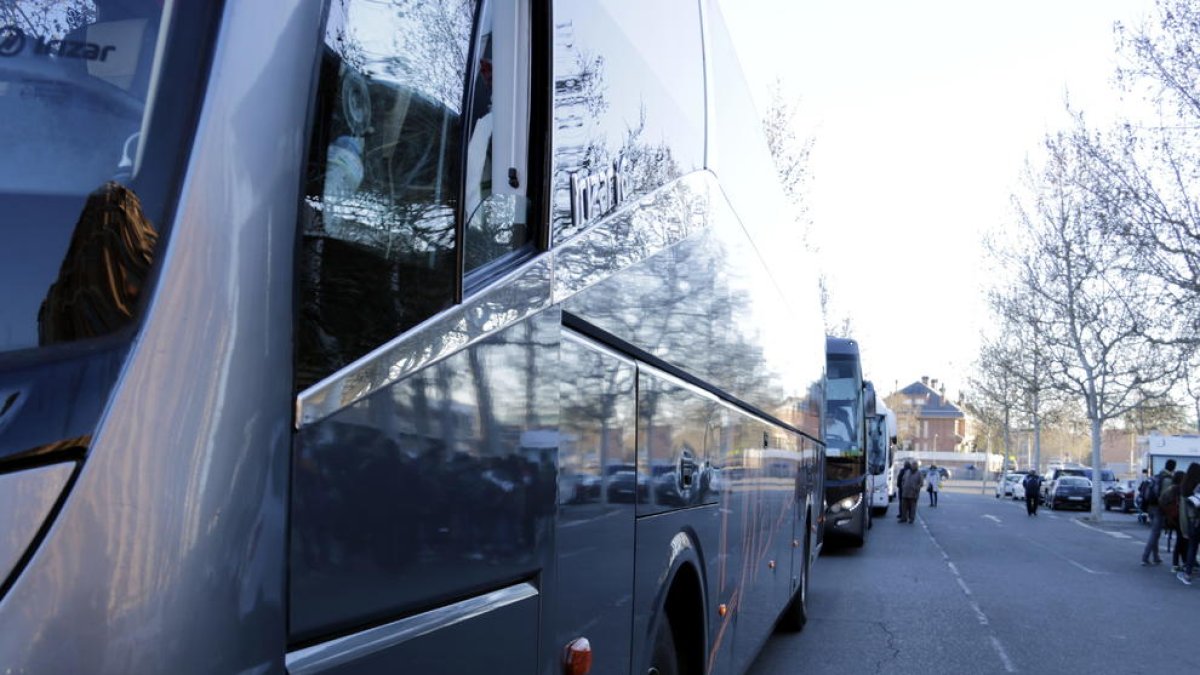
[{"left": 564, "top": 637, "right": 592, "bottom": 675}]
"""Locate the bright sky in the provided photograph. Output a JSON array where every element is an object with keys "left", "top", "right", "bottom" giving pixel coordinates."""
[{"left": 719, "top": 0, "right": 1159, "bottom": 400}]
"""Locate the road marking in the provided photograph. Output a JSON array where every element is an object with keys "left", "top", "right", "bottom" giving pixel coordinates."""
[
  {"left": 1023, "top": 536, "right": 1106, "bottom": 575},
  {"left": 983, "top": 515, "right": 1002, "bottom": 524},
  {"left": 919, "top": 516, "right": 1016, "bottom": 671},
  {"left": 1072, "top": 518, "right": 1132, "bottom": 539},
  {"left": 991, "top": 636, "right": 1017, "bottom": 673}
]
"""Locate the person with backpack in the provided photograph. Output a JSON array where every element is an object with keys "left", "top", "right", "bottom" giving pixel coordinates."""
[
  {"left": 1179, "top": 463, "right": 1200, "bottom": 585},
  {"left": 1023, "top": 472, "right": 1042, "bottom": 516},
  {"left": 1141, "top": 459, "right": 1176, "bottom": 566}
]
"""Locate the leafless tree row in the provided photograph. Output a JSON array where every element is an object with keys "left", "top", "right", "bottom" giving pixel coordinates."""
[{"left": 971, "top": 0, "right": 1200, "bottom": 520}]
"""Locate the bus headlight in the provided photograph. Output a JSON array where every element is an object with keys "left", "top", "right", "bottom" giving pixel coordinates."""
[{"left": 829, "top": 495, "right": 862, "bottom": 514}]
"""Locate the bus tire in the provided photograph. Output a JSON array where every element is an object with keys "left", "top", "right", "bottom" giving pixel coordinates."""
[
  {"left": 849, "top": 507, "right": 867, "bottom": 547},
  {"left": 648, "top": 615, "right": 680, "bottom": 675}
]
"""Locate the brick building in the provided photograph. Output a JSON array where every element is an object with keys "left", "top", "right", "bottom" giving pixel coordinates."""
[{"left": 886, "top": 377, "right": 966, "bottom": 452}]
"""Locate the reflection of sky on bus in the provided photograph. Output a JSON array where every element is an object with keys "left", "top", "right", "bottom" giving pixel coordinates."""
[
  {"left": 330, "top": 0, "right": 468, "bottom": 112},
  {"left": 564, "top": 1, "right": 704, "bottom": 153},
  {"left": 720, "top": 0, "right": 1157, "bottom": 398}
]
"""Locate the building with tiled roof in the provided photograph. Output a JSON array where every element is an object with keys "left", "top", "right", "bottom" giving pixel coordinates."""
[{"left": 885, "top": 376, "right": 966, "bottom": 452}]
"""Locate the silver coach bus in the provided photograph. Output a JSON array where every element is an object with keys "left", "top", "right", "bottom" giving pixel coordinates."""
[{"left": 0, "top": 0, "right": 826, "bottom": 672}]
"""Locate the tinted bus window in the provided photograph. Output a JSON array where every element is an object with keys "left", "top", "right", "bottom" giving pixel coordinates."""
[{"left": 296, "top": 0, "right": 474, "bottom": 390}]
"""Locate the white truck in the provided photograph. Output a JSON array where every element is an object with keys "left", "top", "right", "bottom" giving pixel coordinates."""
[{"left": 1141, "top": 435, "right": 1200, "bottom": 475}]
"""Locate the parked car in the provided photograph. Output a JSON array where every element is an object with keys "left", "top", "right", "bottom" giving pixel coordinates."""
[
  {"left": 1104, "top": 479, "right": 1137, "bottom": 512},
  {"left": 1040, "top": 467, "right": 1087, "bottom": 504},
  {"left": 1047, "top": 476, "right": 1093, "bottom": 510},
  {"left": 1082, "top": 468, "right": 1120, "bottom": 495},
  {"left": 605, "top": 463, "right": 649, "bottom": 504},
  {"left": 995, "top": 473, "right": 1022, "bottom": 499},
  {"left": 1012, "top": 478, "right": 1027, "bottom": 501}
]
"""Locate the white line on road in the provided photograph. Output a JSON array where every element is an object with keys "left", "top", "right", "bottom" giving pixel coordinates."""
[
  {"left": 919, "top": 516, "right": 1015, "bottom": 670},
  {"left": 991, "top": 636, "right": 1017, "bottom": 673},
  {"left": 983, "top": 515, "right": 1002, "bottom": 524},
  {"left": 1071, "top": 518, "right": 1133, "bottom": 539},
  {"left": 956, "top": 577, "right": 973, "bottom": 597},
  {"left": 1023, "top": 536, "right": 1106, "bottom": 575}
]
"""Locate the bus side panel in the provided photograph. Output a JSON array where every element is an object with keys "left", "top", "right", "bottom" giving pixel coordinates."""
[
  {"left": 289, "top": 310, "right": 560, "bottom": 648},
  {"left": 554, "top": 334, "right": 637, "bottom": 674},
  {"left": 560, "top": 182, "right": 818, "bottom": 438},
  {"left": 723, "top": 416, "right": 797, "bottom": 674},
  {"left": 629, "top": 371, "right": 804, "bottom": 674}
]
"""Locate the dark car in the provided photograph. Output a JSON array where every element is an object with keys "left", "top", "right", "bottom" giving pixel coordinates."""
[
  {"left": 1040, "top": 467, "right": 1088, "bottom": 503},
  {"left": 1104, "top": 480, "right": 1137, "bottom": 512},
  {"left": 1047, "top": 476, "right": 1093, "bottom": 510},
  {"left": 605, "top": 463, "right": 649, "bottom": 503}
]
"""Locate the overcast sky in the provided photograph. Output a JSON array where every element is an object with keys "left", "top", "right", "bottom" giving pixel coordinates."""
[{"left": 719, "top": 0, "right": 1159, "bottom": 400}]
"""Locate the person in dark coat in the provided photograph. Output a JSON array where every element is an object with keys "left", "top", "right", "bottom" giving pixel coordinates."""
[
  {"left": 1022, "top": 472, "right": 1042, "bottom": 517},
  {"left": 896, "top": 460, "right": 913, "bottom": 521},
  {"left": 899, "top": 461, "right": 923, "bottom": 524}
]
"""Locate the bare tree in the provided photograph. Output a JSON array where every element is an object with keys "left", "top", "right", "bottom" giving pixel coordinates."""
[
  {"left": 762, "top": 78, "right": 815, "bottom": 230},
  {"left": 1067, "top": 0, "right": 1200, "bottom": 350},
  {"left": 985, "top": 281, "right": 1064, "bottom": 473},
  {"left": 965, "top": 335, "right": 1022, "bottom": 471},
  {"left": 1003, "top": 131, "right": 1183, "bottom": 519}
]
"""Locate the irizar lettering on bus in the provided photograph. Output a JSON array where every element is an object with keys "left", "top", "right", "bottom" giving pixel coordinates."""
[
  {"left": 0, "top": 25, "right": 118, "bottom": 61},
  {"left": 569, "top": 156, "right": 630, "bottom": 228}
]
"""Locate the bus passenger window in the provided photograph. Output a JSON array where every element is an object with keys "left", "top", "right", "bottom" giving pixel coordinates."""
[
  {"left": 463, "top": 0, "right": 533, "bottom": 276},
  {"left": 295, "top": 0, "right": 477, "bottom": 391}
]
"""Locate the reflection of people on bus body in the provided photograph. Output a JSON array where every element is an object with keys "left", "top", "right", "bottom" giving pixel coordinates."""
[{"left": 38, "top": 181, "right": 157, "bottom": 345}]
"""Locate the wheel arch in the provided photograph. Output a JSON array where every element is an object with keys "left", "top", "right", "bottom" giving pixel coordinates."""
[{"left": 643, "top": 530, "right": 708, "bottom": 674}]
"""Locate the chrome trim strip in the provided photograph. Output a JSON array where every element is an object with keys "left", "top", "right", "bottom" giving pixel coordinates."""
[
  {"left": 285, "top": 582, "right": 538, "bottom": 674},
  {"left": 296, "top": 171, "right": 719, "bottom": 428},
  {"left": 561, "top": 328, "right": 637, "bottom": 368},
  {"left": 296, "top": 254, "right": 552, "bottom": 427}
]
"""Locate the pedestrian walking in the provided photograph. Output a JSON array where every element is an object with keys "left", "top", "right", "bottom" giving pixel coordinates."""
[
  {"left": 896, "top": 460, "right": 913, "bottom": 521},
  {"left": 1023, "top": 472, "right": 1042, "bottom": 516},
  {"left": 926, "top": 464, "right": 941, "bottom": 508},
  {"left": 1135, "top": 469, "right": 1151, "bottom": 524},
  {"left": 1141, "top": 459, "right": 1176, "bottom": 566},
  {"left": 1176, "top": 463, "right": 1200, "bottom": 585},
  {"left": 1165, "top": 469, "right": 1184, "bottom": 570},
  {"left": 899, "top": 461, "right": 923, "bottom": 523}
]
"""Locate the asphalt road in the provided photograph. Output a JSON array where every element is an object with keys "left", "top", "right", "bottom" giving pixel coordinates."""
[{"left": 747, "top": 487, "right": 1199, "bottom": 675}]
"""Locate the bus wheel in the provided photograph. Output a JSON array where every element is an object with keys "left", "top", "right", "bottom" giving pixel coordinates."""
[
  {"left": 849, "top": 508, "right": 867, "bottom": 548},
  {"left": 647, "top": 616, "right": 679, "bottom": 675}
]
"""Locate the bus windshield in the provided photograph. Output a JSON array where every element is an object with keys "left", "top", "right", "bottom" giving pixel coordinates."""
[
  {"left": 0, "top": 0, "right": 174, "bottom": 353},
  {"left": 825, "top": 373, "right": 860, "bottom": 457}
]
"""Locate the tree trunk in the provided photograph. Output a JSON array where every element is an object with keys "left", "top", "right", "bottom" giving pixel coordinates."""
[
  {"left": 1033, "top": 411, "right": 1042, "bottom": 474},
  {"left": 1089, "top": 416, "right": 1103, "bottom": 521}
]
